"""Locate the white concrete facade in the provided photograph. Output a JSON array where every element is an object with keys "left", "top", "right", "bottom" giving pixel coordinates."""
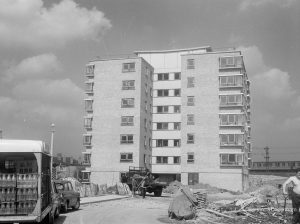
[
  {"left": 135, "top": 47, "right": 251, "bottom": 191},
  {"left": 83, "top": 46, "right": 251, "bottom": 192},
  {"left": 83, "top": 57, "right": 153, "bottom": 186}
]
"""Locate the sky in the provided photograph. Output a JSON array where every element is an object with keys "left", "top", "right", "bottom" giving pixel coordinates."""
[{"left": 0, "top": 0, "right": 299, "bottom": 161}]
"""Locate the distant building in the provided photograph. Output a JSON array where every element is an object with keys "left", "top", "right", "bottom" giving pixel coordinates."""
[{"left": 82, "top": 46, "right": 251, "bottom": 191}]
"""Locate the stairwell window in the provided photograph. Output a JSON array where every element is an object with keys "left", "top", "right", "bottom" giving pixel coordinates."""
[
  {"left": 122, "top": 62, "right": 135, "bottom": 72},
  {"left": 120, "top": 153, "right": 133, "bottom": 162},
  {"left": 187, "top": 77, "right": 195, "bottom": 88},
  {"left": 121, "top": 98, "right": 134, "bottom": 108},
  {"left": 187, "top": 96, "right": 195, "bottom": 106},
  {"left": 120, "top": 134, "right": 134, "bottom": 144},
  {"left": 121, "top": 116, "right": 134, "bottom": 126},
  {"left": 187, "top": 153, "right": 194, "bottom": 163},
  {"left": 187, "top": 114, "right": 195, "bottom": 125},
  {"left": 187, "top": 134, "right": 195, "bottom": 144},
  {"left": 122, "top": 80, "right": 135, "bottom": 90},
  {"left": 187, "top": 59, "right": 195, "bottom": 69}
]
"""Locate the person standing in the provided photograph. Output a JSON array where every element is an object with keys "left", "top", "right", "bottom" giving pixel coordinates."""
[{"left": 283, "top": 168, "right": 300, "bottom": 224}]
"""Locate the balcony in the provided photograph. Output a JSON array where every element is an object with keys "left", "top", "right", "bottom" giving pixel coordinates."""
[
  {"left": 83, "top": 134, "right": 92, "bottom": 146},
  {"left": 219, "top": 75, "right": 244, "bottom": 89},
  {"left": 219, "top": 56, "right": 244, "bottom": 70},
  {"left": 85, "top": 82, "right": 94, "bottom": 95},
  {"left": 84, "top": 116, "right": 93, "bottom": 130},
  {"left": 220, "top": 153, "right": 244, "bottom": 167},
  {"left": 86, "top": 65, "right": 95, "bottom": 78}
]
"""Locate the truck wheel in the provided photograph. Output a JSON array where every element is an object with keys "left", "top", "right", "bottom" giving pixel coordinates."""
[
  {"left": 154, "top": 189, "right": 162, "bottom": 197},
  {"left": 54, "top": 207, "right": 60, "bottom": 218},
  {"left": 61, "top": 201, "right": 68, "bottom": 213},
  {"left": 72, "top": 199, "right": 80, "bottom": 210}
]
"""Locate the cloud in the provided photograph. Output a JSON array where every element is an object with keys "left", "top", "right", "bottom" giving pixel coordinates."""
[
  {"left": 239, "top": 0, "right": 296, "bottom": 11},
  {"left": 12, "top": 79, "right": 83, "bottom": 107},
  {"left": 0, "top": 0, "right": 111, "bottom": 49},
  {"left": 240, "top": 46, "right": 295, "bottom": 101},
  {"left": 4, "top": 54, "right": 62, "bottom": 82}
]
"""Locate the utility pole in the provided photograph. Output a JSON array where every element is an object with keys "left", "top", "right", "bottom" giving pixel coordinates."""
[{"left": 264, "top": 146, "right": 270, "bottom": 173}]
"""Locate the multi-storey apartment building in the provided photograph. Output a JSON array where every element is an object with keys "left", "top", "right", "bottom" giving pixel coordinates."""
[
  {"left": 83, "top": 46, "right": 251, "bottom": 191},
  {"left": 82, "top": 57, "right": 153, "bottom": 186}
]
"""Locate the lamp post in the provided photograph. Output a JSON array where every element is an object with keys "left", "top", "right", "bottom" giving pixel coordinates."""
[{"left": 50, "top": 123, "right": 55, "bottom": 178}]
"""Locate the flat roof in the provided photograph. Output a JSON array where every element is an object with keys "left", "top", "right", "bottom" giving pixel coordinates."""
[
  {"left": 134, "top": 46, "right": 212, "bottom": 54},
  {"left": 0, "top": 139, "right": 49, "bottom": 153}
]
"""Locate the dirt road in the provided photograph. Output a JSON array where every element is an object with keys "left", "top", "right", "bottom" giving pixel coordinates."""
[{"left": 54, "top": 195, "right": 175, "bottom": 224}]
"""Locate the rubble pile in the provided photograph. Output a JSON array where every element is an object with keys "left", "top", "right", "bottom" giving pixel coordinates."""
[{"left": 168, "top": 175, "right": 293, "bottom": 223}]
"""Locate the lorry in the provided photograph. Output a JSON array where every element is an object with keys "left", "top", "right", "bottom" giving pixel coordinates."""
[
  {"left": 0, "top": 139, "right": 54, "bottom": 223},
  {"left": 123, "top": 166, "right": 168, "bottom": 197}
]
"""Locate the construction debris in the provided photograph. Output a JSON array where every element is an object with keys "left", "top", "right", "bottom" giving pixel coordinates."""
[{"left": 168, "top": 175, "right": 293, "bottom": 223}]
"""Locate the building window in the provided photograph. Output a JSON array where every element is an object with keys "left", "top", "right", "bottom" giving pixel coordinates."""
[
  {"left": 156, "top": 139, "right": 168, "bottom": 147},
  {"left": 157, "top": 89, "right": 169, "bottom": 97},
  {"left": 83, "top": 153, "right": 91, "bottom": 165},
  {"left": 84, "top": 117, "right": 93, "bottom": 129},
  {"left": 86, "top": 64, "right": 95, "bottom": 75},
  {"left": 174, "top": 122, "right": 181, "bottom": 130},
  {"left": 187, "top": 96, "right": 195, "bottom": 106},
  {"left": 174, "top": 105, "right": 181, "bottom": 113},
  {"left": 122, "top": 62, "right": 135, "bottom": 72},
  {"left": 187, "top": 153, "right": 194, "bottom": 163},
  {"left": 220, "top": 114, "right": 243, "bottom": 126},
  {"left": 187, "top": 59, "right": 195, "bottom": 69},
  {"left": 174, "top": 72, "right": 181, "bottom": 80},
  {"left": 157, "top": 106, "right": 169, "bottom": 113},
  {"left": 85, "top": 99, "right": 93, "bottom": 112},
  {"left": 220, "top": 134, "right": 244, "bottom": 146},
  {"left": 157, "top": 156, "right": 168, "bottom": 164},
  {"left": 219, "top": 56, "right": 243, "bottom": 69},
  {"left": 83, "top": 134, "right": 92, "bottom": 145},
  {"left": 219, "top": 76, "right": 243, "bottom": 87},
  {"left": 150, "top": 88, "right": 153, "bottom": 97},
  {"left": 187, "top": 114, "right": 195, "bottom": 125},
  {"left": 157, "top": 122, "right": 168, "bottom": 130},
  {"left": 220, "top": 95, "right": 242, "bottom": 106},
  {"left": 85, "top": 82, "right": 94, "bottom": 93},
  {"left": 120, "top": 134, "right": 134, "bottom": 144},
  {"left": 187, "top": 134, "right": 194, "bottom": 144},
  {"left": 157, "top": 73, "right": 169, "bottom": 81},
  {"left": 121, "top": 98, "right": 134, "bottom": 108},
  {"left": 121, "top": 116, "right": 134, "bottom": 126},
  {"left": 174, "top": 157, "right": 180, "bottom": 164},
  {"left": 145, "top": 100, "right": 147, "bottom": 112},
  {"left": 187, "top": 77, "right": 195, "bottom": 88},
  {"left": 220, "top": 154, "right": 243, "bottom": 166},
  {"left": 174, "top": 89, "right": 181, "bottom": 97},
  {"left": 122, "top": 80, "right": 135, "bottom": 90},
  {"left": 174, "top": 139, "right": 181, "bottom": 147},
  {"left": 120, "top": 153, "right": 133, "bottom": 162}
]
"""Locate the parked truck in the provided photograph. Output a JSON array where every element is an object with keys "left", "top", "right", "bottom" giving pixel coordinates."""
[
  {"left": 0, "top": 139, "right": 54, "bottom": 223},
  {"left": 123, "top": 166, "right": 168, "bottom": 197}
]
